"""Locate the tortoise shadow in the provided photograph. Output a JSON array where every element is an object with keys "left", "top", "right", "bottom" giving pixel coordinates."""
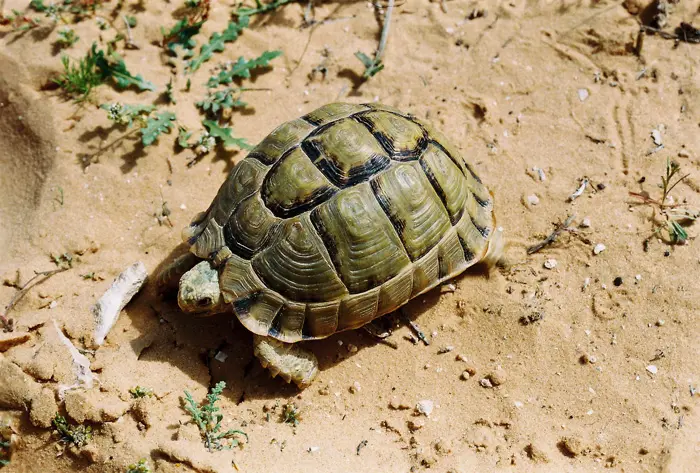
[{"left": 125, "top": 247, "right": 495, "bottom": 404}]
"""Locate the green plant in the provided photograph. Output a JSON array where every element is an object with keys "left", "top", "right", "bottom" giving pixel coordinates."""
[
  {"left": 55, "top": 43, "right": 155, "bottom": 101},
  {"left": 188, "top": 16, "right": 249, "bottom": 72},
  {"left": 100, "top": 104, "right": 176, "bottom": 147},
  {"left": 142, "top": 112, "right": 177, "bottom": 146},
  {"left": 206, "top": 51, "right": 282, "bottom": 88},
  {"left": 54, "top": 48, "right": 103, "bottom": 101},
  {"left": 281, "top": 402, "right": 301, "bottom": 426},
  {"left": 355, "top": 0, "right": 394, "bottom": 79},
  {"left": 50, "top": 252, "right": 73, "bottom": 269},
  {"left": 235, "top": 0, "right": 298, "bottom": 17},
  {"left": 52, "top": 414, "right": 92, "bottom": 448},
  {"left": 101, "top": 103, "right": 156, "bottom": 126},
  {"left": 630, "top": 159, "right": 699, "bottom": 244},
  {"left": 129, "top": 386, "right": 153, "bottom": 398},
  {"left": 202, "top": 120, "right": 250, "bottom": 150},
  {"left": 126, "top": 459, "right": 151, "bottom": 473},
  {"left": 161, "top": 0, "right": 211, "bottom": 53},
  {"left": 56, "top": 28, "right": 79, "bottom": 48},
  {"left": 196, "top": 88, "right": 247, "bottom": 116},
  {"left": 183, "top": 381, "right": 248, "bottom": 452}
]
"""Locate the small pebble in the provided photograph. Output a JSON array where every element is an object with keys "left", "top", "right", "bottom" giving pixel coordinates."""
[
  {"left": 438, "top": 345, "right": 454, "bottom": 354},
  {"left": 514, "top": 401, "right": 524, "bottom": 408},
  {"left": 347, "top": 344, "right": 358, "bottom": 353},
  {"left": 487, "top": 369, "right": 507, "bottom": 386},
  {"left": 596, "top": 182, "right": 606, "bottom": 190},
  {"left": 635, "top": 274, "right": 642, "bottom": 281},
  {"left": 527, "top": 194, "right": 540, "bottom": 205},
  {"left": 577, "top": 88, "right": 589, "bottom": 101},
  {"left": 543, "top": 259, "right": 557, "bottom": 269},
  {"left": 651, "top": 129, "right": 662, "bottom": 145},
  {"left": 479, "top": 378, "right": 493, "bottom": 388},
  {"left": 407, "top": 419, "right": 425, "bottom": 432},
  {"left": 440, "top": 283, "right": 457, "bottom": 293},
  {"left": 460, "top": 371, "right": 471, "bottom": 381},
  {"left": 214, "top": 351, "right": 228, "bottom": 363},
  {"left": 416, "top": 400, "right": 434, "bottom": 416},
  {"left": 349, "top": 381, "right": 361, "bottom": 393},
  {"left": 581, "top": 217, "right": 591, "bottom": 228},
  {"left": 656, "top": 319, "right": 665, "bottom": 327},
  {"left": 308, "top": 446, "right": 320, "bottom": 453},
  {"left": 613, "top": 277, "right": 623, "bottom": 287},
  {"left": 559, "top": 436, "right": 583, "bottom": 457},
  {"left": 318, "top": 385, "right": 330, "bottom": 395},
  {"left": 646, "top": 365, "right": 658, "bottom": 375},
  {"left": 593, "top": 243, "right": 606, "bottom": 255}
]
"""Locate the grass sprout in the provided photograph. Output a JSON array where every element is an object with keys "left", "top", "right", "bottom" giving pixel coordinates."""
[
  {"left": 52, "top": 414, "right": 92, "bottom": 448},
  {"left": 630, "top": 158, "right": 698, "bottom": 244},
  {"left": 183, "top": 381, "right": 248, "bottom": 452}
]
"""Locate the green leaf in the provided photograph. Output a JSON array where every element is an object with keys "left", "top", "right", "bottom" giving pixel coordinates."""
[
  {"left": 202, "top": 120, "right": 251, "bottom": 149},
  {"left": 177, "top": 126, "right": 193, "bottom": 148},
  {"left": 235, "top": 0, "right": 298, "bottom": 17},
  {"left": 92, "top": 43, "right": 156, "bottom": 91},
  {"left": 196, "top": 88, "right": 247, "bottom": 115},
  {"left": 354, "top": 51, "right": 373, "bottom": 68},
  {"left": 355, "top": 51, "right": 384, "bottom": 78},
  {"left": 162, "top": 19, "right": 204, "bottom": 53},
  {"left": 188, "top": 16, "right": 249, "bottom": 72},
  {"left": 206, "top": 50, "right": 282, "bottom": 88},
  {"left": 142, "top": 111, "right": 176, "bottom": 146}
]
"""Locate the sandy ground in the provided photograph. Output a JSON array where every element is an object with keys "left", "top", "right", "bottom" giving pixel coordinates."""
[{"left": 1, "top": 0, "right": 699, "bottom": 472}]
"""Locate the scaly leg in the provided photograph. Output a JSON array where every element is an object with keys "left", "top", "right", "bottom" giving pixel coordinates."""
[{"left": 253, "top": 335, "right": 318, "bottom": 388}]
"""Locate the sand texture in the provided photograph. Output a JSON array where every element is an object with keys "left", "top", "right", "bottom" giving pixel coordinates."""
[{"left": 1, "top": 0, "right": 699, "bottom": 472}]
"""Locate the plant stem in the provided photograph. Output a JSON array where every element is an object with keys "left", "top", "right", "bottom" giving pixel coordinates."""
[{"left": 374, "top": 0, "right": 394, "bottom": 67}]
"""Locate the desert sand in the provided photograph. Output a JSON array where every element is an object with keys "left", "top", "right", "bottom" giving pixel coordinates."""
[{"left": 1, "top": 0, "right": 699, "bottom": 472}]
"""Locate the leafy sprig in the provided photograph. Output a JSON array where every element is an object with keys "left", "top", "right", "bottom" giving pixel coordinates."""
[
  {"left": 235, "top": 0, "right": 299, "bottom": 17},
  {"left": 56, "top": 28, "right": 79, "bottom": 48},
  {"left": 101, "top": 104, "right": 176, "bottom": 147},
  {"left": 183, "top": 381, "right": 248, "bottom": 452},
  {"left": 52, "top": 414, "right": 92, "bottom": 448},
  {"left": 161, "top": 0, "right": 211, "bottom": 53},
  {"left": 206, "top": 51, "right": 282, "bottom": 88},
  {"left": 202, "top": 120, "right": 251, "bottom": 150},
  {"left": 196, "top": 88, "right": 247, "bottom": 116},
  {"left": 142, "top": 111, "right": 177, "bottom": 147},
  {"left": 188, "top": 16, "right": 249, "bottom": 72}
]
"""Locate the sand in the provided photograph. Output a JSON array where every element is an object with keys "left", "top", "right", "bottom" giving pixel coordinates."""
[{"left": 1, "top": 0, "right": 699, "bottom": 472}]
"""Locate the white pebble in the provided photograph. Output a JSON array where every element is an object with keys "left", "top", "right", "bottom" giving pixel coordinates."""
[
  {"left": 416, "top": 400, "right": 434, "bottom": 416},
  {"left": 347, "top": 344, "right": 358, "bottom": 353},
  {"left": 581, "top": 217, "right": 591, "bottom": 228},
  {"left": 646, "top": 365, "right": 658, "bottom": 375},
  {"left": 514, "top": 401, "right": 524, "bottom": 408},
  {"left": 578, "top": 88, "right": 589, "bottom": 101},
  {"left": 308, "top": 446, "right": 320, "bottom": 453},
  {"left": 656, "top": 319, "right": 665, "bottom": 326},
  {"left": 583, "top": 278, "right": 591, "bottom": 290},
  {"left": 350, "top": 381, "right": 361, "bottom": 393},
  {"left": 651, "top": 129, "right": 662, "bottom": 146},
  {"left": 214, "top": 351, "right": 228, "bottom": 363},
  {"left": 527, "top": 194, "right": 540, "bottom": 205},
  {"left": 179, "top": 203, "right": 187, "bottom": 210},
  {"left": 593, "top": 243, "right": 606, "bottom": 255},
  {"left": 544, "top": 259, "right": 557, "bottom": 269},
  {"left": 635, "top": 274, "right": 642, "bottom": 281},
  {"left": 479, "top": 378, "right": 493, "bottom": 388}
]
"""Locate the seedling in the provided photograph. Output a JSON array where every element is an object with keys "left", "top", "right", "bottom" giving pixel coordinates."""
[
  {"left": 206, "top": 51, "right": 282, "bottom": 88},
  {"left": 281, "top": 402, "right": 301, "bottom": 427},
  {"left": 126, "top": 459, "right": 151, "bottom": 473},
  {"left": 355, "top": 0, "right": 394, "bottom": 79},
  {"left": 101, "top": 104, "right": 176, "bottom": 147},
  {"left": 196, "top": 88, "right": 248, "bottom": 117},
  {"left": 161, "top": 0, "right": 211, "bottom": 53},
  {"left": 55, "top": 43, "right": 155, "bottom": 101},
  {"left": 202, "top": 120, "right": 250, "bottom": 150},
  {"left": 630, "top": 159, "right": 698, "bottom": 244},
  {"left": 50, "top": 252, "right": 73, "bottom": 269},
  {"left": 56, "top": 28, "right": 79, "bottom": 48},
  {"left": 188, "top": 16, "right": 249, "bottom": 72},
  {"left": 129, "top": 386, "right": 153, "bottom": 398},
  {"left": 182, "top": 381, "right": 248, "bottom": 452},
  {"left": 52, "top": 414, "right": 92, "bottom": 448},
  {"left": 54, "top": 47, "right": 103, "bottom": 101}
]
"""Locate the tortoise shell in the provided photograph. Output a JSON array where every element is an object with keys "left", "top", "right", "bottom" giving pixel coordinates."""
[{"left": 184, "top": 102, "right": 497, "bottom": 343}]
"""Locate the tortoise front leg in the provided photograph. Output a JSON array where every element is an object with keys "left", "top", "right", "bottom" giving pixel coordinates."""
[
  {"left": 253, "top": 335, "right": 319, "bottom": 388},
  {"left": 155, "top": 252, "right": 200, "bottom": 293}
]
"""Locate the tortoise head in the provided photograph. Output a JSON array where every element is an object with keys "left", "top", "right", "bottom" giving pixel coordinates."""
[{"left": 178, "top": 260, "right": 226, "bottom": 315}]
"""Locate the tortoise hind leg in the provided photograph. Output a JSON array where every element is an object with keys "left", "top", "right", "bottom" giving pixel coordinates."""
[{"left": 253, "top": 335, "right": 318, "bottom": 388}]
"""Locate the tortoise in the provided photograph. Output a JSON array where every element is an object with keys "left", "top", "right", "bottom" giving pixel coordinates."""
[{"left": 157, "top": 102, "right": 503, "bottom": 388}]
